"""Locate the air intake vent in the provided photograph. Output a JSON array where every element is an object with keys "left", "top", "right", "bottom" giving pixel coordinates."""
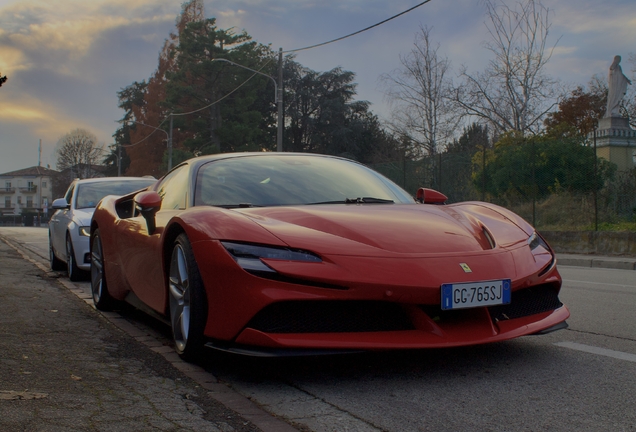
[
  {"left": 488, "top": 284, "right": 562, "bottom": 322},
  {"left": 247, "top": 301, "right": 414, "bottom": 333}
]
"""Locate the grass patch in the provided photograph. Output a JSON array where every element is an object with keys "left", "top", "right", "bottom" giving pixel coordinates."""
[{"left": 503, "top": 192, "right": 635, "bottom": 231}]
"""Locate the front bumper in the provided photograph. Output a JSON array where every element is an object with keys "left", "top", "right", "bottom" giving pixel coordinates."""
[
  {"left": 72, "top": 234, "right": 91, "bottom": 271},
  {"left": 192, "top": 239, "right": 568, "bottom": 352}
]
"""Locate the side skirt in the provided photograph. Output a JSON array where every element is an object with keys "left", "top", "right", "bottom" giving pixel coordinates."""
[{"left": 124, "top": 291, "right": 171, "bottom": 327}]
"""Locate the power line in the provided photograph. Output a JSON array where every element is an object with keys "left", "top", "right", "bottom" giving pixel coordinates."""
[
  {"left": 122, "top": 58, "right": 274, "bottom": 148},
  {"left": 284, "top": 0, "right": 433, "bottom": 54},
  {"left": 119, "top": 1, "right": 433, "bottom": 151},
  {"left": 172, "top": 57, "right": 274, "bottom": 117}
]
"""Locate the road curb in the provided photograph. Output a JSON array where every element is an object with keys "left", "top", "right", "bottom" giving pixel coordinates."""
[
  {"left": 0, "top": 234, "right": 298, "bottom": 432},
  {"left": 557, "top": 255, "right": 636, "bottom": 270}
]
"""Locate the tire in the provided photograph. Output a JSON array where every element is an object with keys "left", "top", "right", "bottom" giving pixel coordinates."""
[
  {"left": 169, "top": 233, "right": 208, "bottom": 361},
  {"left": 49, "top": 233, "right": 65, "bottom": 271},
  {"left": 90, "top": 229, "right": 116, "bottom": 311},
  {"left": 66, "top": 234, "right": 85, "bottom": 282}
]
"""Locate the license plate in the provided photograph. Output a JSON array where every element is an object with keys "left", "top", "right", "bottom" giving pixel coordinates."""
[{"left": 441, "top": 279, "right": 511, "bottom": 310}]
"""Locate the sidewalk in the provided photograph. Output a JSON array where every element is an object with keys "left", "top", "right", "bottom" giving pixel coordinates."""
[
  {"left": 0, "top": 236, "right": 293, "bottom": 432},
  {"left": 557, "top": 253, "right": 636, "bottom": 271}
]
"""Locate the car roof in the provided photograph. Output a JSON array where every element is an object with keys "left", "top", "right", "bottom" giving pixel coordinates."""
[
  {"left": 179, "top": 152, "right": 357, "bottom": 173},
  {"left": 72, "top": 176, "right": 156, "bottom": 185}
]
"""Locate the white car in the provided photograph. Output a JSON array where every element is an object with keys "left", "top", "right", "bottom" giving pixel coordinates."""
[{"left": 49, "top": 177, "right": 156, "bottom": 281}]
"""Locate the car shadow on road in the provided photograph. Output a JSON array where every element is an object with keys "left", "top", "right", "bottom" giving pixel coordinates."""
[
  {"left": 201, "top": 338, "right": 559, "bottom": 387},
  {"left": 112, "top": 301, "right": 561, "bottom": 386}
]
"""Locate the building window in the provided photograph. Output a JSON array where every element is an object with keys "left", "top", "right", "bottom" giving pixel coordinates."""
[
  {"left": 17, "top": 196, "right": 22, "bottom": 205},
  {"left": 4, "top": 181, "right": 10, "bottom": 191},
  {"left": 43, "top": 181, "right": 47, "bottom": 188},
  {"left": 27, "top": 197, "right": 33, "bottom": 208},
  {"left": 27, "top": 181, "right": 34, "bottom": 191},
  {"left": 4, "top": 197, "right": 10, "bottom": 208}
]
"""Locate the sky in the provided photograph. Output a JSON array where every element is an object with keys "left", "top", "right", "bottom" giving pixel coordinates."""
[{"left": 0, "top": 0, "right": 634, "bottom": 174}]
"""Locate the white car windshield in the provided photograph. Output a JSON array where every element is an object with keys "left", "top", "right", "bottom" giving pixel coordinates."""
[{"left": 75, "top": 180, "right": 155, "bottom": 209}]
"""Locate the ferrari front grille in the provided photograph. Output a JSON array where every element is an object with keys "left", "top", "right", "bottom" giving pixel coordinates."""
[
  {"left": 246, "top": 301, "right": 415, "bottom": 333},
  {"left": 488, "top": 284, "right": 563, "bottom": 322}
]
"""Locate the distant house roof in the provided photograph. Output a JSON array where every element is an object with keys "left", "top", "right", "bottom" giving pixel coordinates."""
[{"left": 0, "top": 165, "right": 60, "bottom": 177}]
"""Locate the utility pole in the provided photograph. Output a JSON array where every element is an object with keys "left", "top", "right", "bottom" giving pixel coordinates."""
[
  {"left": 209, "top": 57, "right": 282, "bottom": 152},
  {"left": 277, "top": 47, "right": 283, "bottom": 152},
  {"left": 593, "top": 126, "right": 598, "bottom": 231},
  {"left": 168, "top": 114, "right": 173, "bottom": 171},
  {"left": 117, "top": 144, "right": 122, "bottom": 177}
]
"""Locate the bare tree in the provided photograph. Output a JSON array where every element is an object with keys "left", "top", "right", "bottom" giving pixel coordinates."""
[
  {"left": 55, "top": 128, "right": 104, "bottom": 179},
  {"left": 454, "top": 0, "right": 561, "bottom": 135},
  {"left": 381, "top": 25, "right": 458, "bottom": 157}
]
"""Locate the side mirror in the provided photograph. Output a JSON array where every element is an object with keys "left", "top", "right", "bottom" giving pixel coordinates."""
[
  {"left": 134, "top": 191, "right": 162, "bottom": 234},
  {"left": 51, "top": 198, "right": 70, "bottom": 210},
  {"left": 416, "top": 188, "right": 448, "bottom": 205}
]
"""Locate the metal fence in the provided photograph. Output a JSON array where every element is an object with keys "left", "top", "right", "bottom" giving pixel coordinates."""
[{"left": 369, "top": 146, "right": 636, "bottom": 231}]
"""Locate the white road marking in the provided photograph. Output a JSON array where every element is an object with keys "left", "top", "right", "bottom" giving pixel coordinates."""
[
  {"left": 554, "top": 342, "right": 636, "bottom": 363},
  {"left": 562, "top": 279, "right": 634, "bottom": 289}
]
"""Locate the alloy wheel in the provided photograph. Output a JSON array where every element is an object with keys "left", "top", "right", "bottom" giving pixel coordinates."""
[
  {"left": 90, "top": 233, "right": 104, "bottom": 304},
  {"left": 66, "top": 237, "right": 74, "bottom": 279},
  {"left": 169, "top": 244, "right": 191, "bottom": 353}
]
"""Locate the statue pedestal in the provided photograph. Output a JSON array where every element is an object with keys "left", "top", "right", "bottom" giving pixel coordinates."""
[
  {"left": 597, "top": 116, "right": 632, "bottom": 130},
  {"left": 589, "top": 116, "right": 636, "bottom": 171}
]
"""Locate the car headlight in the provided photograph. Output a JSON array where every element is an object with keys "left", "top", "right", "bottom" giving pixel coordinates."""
[
  {"left": 221, "top": 241, "right": 321, "bottom": 274},
  {"left": 78, "top": 226, "right": 91, "bottom": 237},
  {"left": 528, "top": 231, "right": 549, "bottom": 251},
  {"left": 528, "top": 231, "right": 556, "bottom": 275}
]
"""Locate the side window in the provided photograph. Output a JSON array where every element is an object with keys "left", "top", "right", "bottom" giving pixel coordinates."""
[{"left": 156, "top": 165, "right": 190, "bottom": 210}]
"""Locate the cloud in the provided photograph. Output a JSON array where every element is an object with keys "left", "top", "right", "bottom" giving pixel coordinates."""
[
  {"left": 0, "top": 97, "right": 89, "bottom": 137},
  {"left": 0, "top": 101, "right": 50, "bottom": 122},
  {"left": 549, "top": 0, "right": 636, "bottom": 35},
  {"left": 0, "top": 0, "right": 175, "bottom": 75},
  {"left": 551, "top": 46, "right": 578, "bottom": 56},
  {"left": 0, "top": 45, "right": 26, "bottom": 73}
]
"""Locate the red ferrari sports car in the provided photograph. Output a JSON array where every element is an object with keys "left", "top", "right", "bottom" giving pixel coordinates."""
[{"left": 90, "top": 152, "right": 569, "bottom": 360}]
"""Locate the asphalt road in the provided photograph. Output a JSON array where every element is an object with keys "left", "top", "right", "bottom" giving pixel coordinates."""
[{"left": 1, "top": 227, "right": 635, "bottom": 431}]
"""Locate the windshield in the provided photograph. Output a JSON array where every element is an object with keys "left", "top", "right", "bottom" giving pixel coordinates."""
[
  {"left": 75, "top": 179, "right": 155, "bottom": 209},
  {"left": 194, "top": 155, "right": 415, "bottom": 207}
]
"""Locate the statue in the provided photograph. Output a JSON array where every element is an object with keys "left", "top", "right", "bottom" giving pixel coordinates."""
[{"left": 605, "top": 55, "right": 632, "bottom": 118}]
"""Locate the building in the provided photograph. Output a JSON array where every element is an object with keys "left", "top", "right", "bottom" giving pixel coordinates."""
[{"left": 0, "top": 166, "right": 59, "bottom": 217}]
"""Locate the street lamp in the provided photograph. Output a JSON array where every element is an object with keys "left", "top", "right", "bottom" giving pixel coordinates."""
[
  {"left": 129, "top": 119, "right": 173, "bottom": 171},
  {"left": 211, "top": 56, "right": 283, "bottom": 152}
]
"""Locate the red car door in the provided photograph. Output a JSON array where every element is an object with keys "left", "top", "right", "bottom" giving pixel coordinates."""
[{"left": 117, "top": 165, "right": 191, "bottom": 314}]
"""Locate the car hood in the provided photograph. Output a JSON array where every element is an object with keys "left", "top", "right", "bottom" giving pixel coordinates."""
[
  {"left": 72, "top": 208, "right": 95, "bottom": 226},
  {"left": 236, "top": 203, "right": 529, "bottom": 256}
]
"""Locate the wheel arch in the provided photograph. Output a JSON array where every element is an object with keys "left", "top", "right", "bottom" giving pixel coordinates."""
[
  {"left": 65, "top": 229, "right": 73, "bottom": 258},
  {"left": 90, "top": 219, "right": 99, "bottom": 236}
]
